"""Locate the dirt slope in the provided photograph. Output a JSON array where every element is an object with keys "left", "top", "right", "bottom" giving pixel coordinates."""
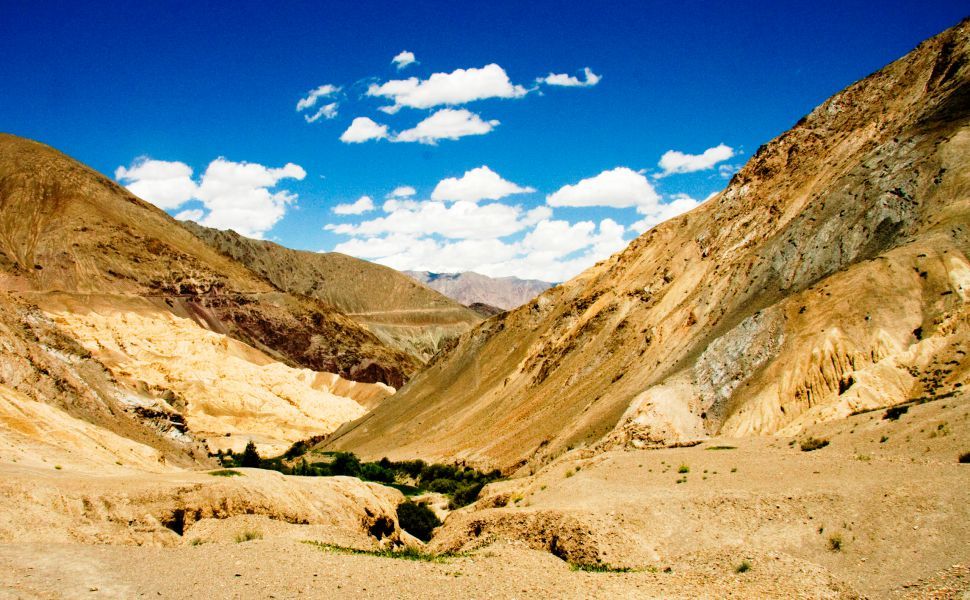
[
  {"left": 0, "top": 133, "right": 418, "bottom": 387},
  {"left": 184, "top": 223, "right": 481, "bottom": 362},
  {"left": 405, "top": 270, "right": 553, "bottom": 310},
  {"left": 328, "top": 20, "right": 970, "bottom": 471}
]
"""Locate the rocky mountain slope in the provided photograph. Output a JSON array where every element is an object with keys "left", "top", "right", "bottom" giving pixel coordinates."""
[
  {"left": 328, "top": 20, "right": 970, "bottom": 472},
  {"left": 184, "top": 224, "right": 481, "bottom": 362},
  {"left": 0, "top": 134, "right": 416, "bottom": 459},
  {"left": 405, "top": 271, "right": 553, "bottom": 310}
]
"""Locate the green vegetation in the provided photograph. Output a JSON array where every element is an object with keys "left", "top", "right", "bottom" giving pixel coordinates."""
[
  {"left": 735, "top": 560, "right": 751, "bottom": 573},
  {"left": 880, "top": 435, "right": 889, "bottom": 443},
  {"left": 216, "top": 447, "right": 502, "bottom": 509},
  {"left": 240, "top": 441, "right": 261, "bottom": 468},
  {"left": 208, "top": 469, "right": 243, "bottom": 477},
  {"left": 569, "top": 562, "right": 636, "bottom": 573},
  {"left": 800, "top": 437, "right": 829, "bottom": 452},
  {"left": 677, "top": 464, "right": 690, "bottom": 474},
  {"left": 235, "top": 530, "right": 262, "bottom": 543},
  {"left": 705, "top": 445, "right": 737, "bottom": 450},
  {"left": 397, "top": 500, "right": 441, "bottom": 542},
  {"left": 883, "top": 405, "right": 909, "bottom": 421},
  {"left": 304, "top": 541, "right": 449, "bottom": 562}
]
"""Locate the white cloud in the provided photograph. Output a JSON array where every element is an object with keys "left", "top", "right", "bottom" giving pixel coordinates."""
[
  {"left": 393, "top": 108, "right": 499, "bottom": 144},
  {"left": 118, "top": 156, "right": 306, "bottom": 239},
  {"left": 330, "top": 217, "right": 627, "bottom": 282},
  {"left": 431, "top": 166, "right": 534, "bottom": 203},
  {"left": 174, "top": 208, "right": 204, "bottom": 222},
  {"left": 325, "top": 199, "right": 532, "bottom": 240},
  {"left": 296, "top": 84, "right": 340, "bottom": 111},
  {"left": 333, "top": 195, "right": 375, "bottom": 215},
  {"left": 305, "top": 102, "right": 338, "bottom": 123},
  {"left": 539, "top": 67, "right": 601, "bottom": 87},
  {"left": 547, "top": 167, "right": 661, "bottom": 214},
  {"left": 116, "top": 158, "right": 197, "bottom": 210},
  {"left": 367, "top": 64, "right": 527, "bottom": 113},
  {"left": 392, "top": 50, "right": 416, "bottom": 70},
  {"left": 629, "top": 193, "right": 701, "bottom": 233},
  {"left": 657, "top": 143, "right": 735, "bottom": 177},
  {"left": 193, "top": 159, "right": 306, "bottom": 238},
  {"left": 340, "top": 117, "right": 389, "bottom": 143},
  {"left": 387, "top": 185, "right": 416, "bottom": 198}
]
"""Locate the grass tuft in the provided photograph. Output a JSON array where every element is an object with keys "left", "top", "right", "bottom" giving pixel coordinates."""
[
  {"left": 677, "top": 464, "right": 690, "bottom": 474},
  {"left": 735, "top": 560, "right": 751, "bottom": 573},
  {"left": 235, "top": 530, "right": 262, "bottom": 543},
  {"left": 705, "top": 445, "right": 737, "bottom": 451},
  {"left": 304, "top": 541, "right": 449, "bottom": 562}
]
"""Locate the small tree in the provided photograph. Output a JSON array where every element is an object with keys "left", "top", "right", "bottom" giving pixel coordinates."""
[{"left": 241, "top": 441, "right": 261, "bottom": 468}]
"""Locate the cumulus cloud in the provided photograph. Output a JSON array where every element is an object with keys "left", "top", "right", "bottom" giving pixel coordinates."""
[
  {"left": 115, "top": 158, "right": 197, "bottom": 209},
  {"left": 393, "top": 108, "right": 498, "bottom": 144},
  {"left": 193, "top": 159, "right": 306, "bottom": 238},
  {"left": 304, "top": 102, "right": 338, "bottom": 123},
  {"left": 330, "top": 217, "right": 626, "bottom": 282},
  {"left": 367, "top": 64, "right": 527, "bottom": 113},
  {"left": 333, "top": 195, "right": 375, "bottom": 215},
  {"left": 629, "top": 193, "right": 702, "bottom": 233},
  {"left": 392, "top": 50, "right": 416, "bottom": 69},
  {"left": 117, "top": 156, "right": 306, "bottom": 239},
  {"left": 547, "top": 167, "right": 661, "bottom": 214},
  {"left": 340, "top": 117, "right": 389, "bottom": 143},
  {"left": 297, "top": 84, "right": 340, "bottom": 111},
  {"left": 387, "top": 185, "right": 416, "bottom": 198},
  {"left": 657, "top": 143, "right": 735, "bottom": 177},
  {"left": 539, "top": 67, "right": 601, "bottom": 87},
  {"left": 174, "top": 208, "right": 204, "bottom": 222},
  {"left": 431, "top": 166, "right": 535, "bottom": 203},
  {"left": 325, "top": 199, "right": 534, "bottom": 240}
]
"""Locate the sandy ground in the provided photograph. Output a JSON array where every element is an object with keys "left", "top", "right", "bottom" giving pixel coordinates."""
[{"left": 0, "top": 393, "right": 966, "bottom": 598}]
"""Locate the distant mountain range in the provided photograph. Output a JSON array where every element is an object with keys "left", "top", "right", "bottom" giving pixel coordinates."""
[{"left": 404, "top": 271, "right": 553, "bottom": 311}]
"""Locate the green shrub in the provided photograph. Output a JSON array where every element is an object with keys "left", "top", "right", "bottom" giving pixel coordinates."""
[
  {"left": 735, "top": 560, "right": 751, "bottom": 573},
  {"left": 800, "top": 437, "right": 829, "bottom": 452},
  {"left": 209, "top": 469, "right": 243, "bottom": 477},
  {"left": 427, "top": 478, "right": 458, "bottom": 494},
  {"left": 329, "top": 452, "right": 361, "bottom": 477},
  {"left": 677, "top": 464, "right": 690, "bottom": 474},
  {"left": 360, "top": 462, "right": 395, "bottom": 484},
  {"left": 450, "top": 482, "right": 484, "bottom": 509},
  {"left": 397, "top": 501, "right": 441, "bottom": 542},
  {"left": 883, "top": 405, "right": 909, "bottom": 421}
]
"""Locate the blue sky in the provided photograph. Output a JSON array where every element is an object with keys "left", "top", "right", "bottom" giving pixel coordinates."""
[{"left": 2, "top": 1, "right": 965, "bottom": 280}]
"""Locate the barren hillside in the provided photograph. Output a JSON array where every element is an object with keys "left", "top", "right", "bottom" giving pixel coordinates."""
[
  {"left": 184, "top": 224, "right": 481, "bottom": 361},
  {"left": 328, "top": 20, "right": 970, "bottom": 472},
  {"left": 405, "top": 271, "right": 553, "bottom": 310}
]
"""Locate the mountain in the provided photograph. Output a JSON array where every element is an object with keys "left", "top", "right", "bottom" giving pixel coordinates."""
[
  {"left": 0, "top": 133, "right": 419, "bottom": 457},
  {"left": 182, "top": 224, "right": 482, "bottom": 362},
  {"left": 405, "top": 270, "right": 553, "bottom": 310},
  {"left": 327, "top": 21, "right": 970, "bottom": 472}
]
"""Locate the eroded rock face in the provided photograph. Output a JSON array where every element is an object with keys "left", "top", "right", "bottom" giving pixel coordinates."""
[{"left": 327, "top": 20, "right": 970, "bottom": 471}]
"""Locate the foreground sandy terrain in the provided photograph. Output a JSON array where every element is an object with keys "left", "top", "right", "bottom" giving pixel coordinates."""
[{"left": 0, "top": 391, "right": 966, "bottom": 599}]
